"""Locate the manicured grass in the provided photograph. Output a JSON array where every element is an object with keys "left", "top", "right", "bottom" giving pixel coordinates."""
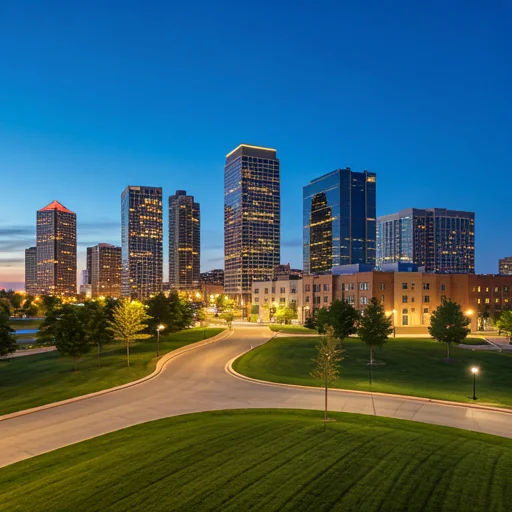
[
  {"left": 461, "top": 337, "right": 489, "bottom": 346},
  {"left": 233, "top": 336, "right": 512, "bottom": 407},
  {"left": 269, "top": 324, "right": 317, "bottom": 334},
  {"left": 8, "top": 319, "right": 43, "bottom": 331},
  {"left": 0, "top": 328, "right": 224, "bottom": 415},
  {"left": 1, "top": 409, "right": 511, "bottom": 512}
]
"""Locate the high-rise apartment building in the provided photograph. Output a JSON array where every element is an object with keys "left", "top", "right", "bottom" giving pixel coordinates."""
[
  {"left": 224, "top": 144, "right": 281, "bottom": 299},
  {"left": 303, "top": 168, "right": 377, "bottom": 275},
  {"left": 36, "top": 200, "right": 77, "bottom": 296},
  {"left": 24, "top": 246, "right": 37, "bottom": 295},
  {"left": 377, "top": 208, "right": 475, "bottom": 273},
  {"left": 88, "top": 243, "right": 122, "bottom": 298},
  {"left": 121, "top": 186, "right": 163, "bottom": 299},
  {"left": 86, "top": 247, "right": 93, "bottom": 285},
  {"left": 500, "top": 257, "right": 512, "bottom": 275},
  {"left": 168, "top": 190, "right": 200, "bottom": 290}
]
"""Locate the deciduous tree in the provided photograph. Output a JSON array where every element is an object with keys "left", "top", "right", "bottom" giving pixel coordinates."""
[{"left": 0, "top": 313, "right": 17, "bottom": 357}]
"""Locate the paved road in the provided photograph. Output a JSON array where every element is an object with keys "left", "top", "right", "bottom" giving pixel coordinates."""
[{"left": 1, "top": 326, "right": 511, "bottom": 469}]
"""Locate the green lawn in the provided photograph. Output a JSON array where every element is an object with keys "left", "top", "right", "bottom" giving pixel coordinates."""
[
  {"left": 0, "top": 327, "right": 224, "bottom": 415},
  {"left": 461, "top": 337, "right": 489, "bottom": 346},
  {"left": 1, "top": 409, "right": 511, "bottom": 512},
  {"left": 8, "top": 319, "right": 43, "bottom": 331},
  {"left": 269, "top": 324, "right": 317, "bottom": 334},
  {"left": 233, "top": 336, "right": 512, "bottom": 407}
]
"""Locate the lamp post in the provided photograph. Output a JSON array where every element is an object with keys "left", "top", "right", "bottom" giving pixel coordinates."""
[
  {"left": 304, "top": 305, "right": 310, "bottom": 325},
  {"left": 156, "top": 324, "right": 165, "bottom": 357},
  {"left": 471, "top": 366, "right": 479, "bottom": 400},
  {"left": 465, "top": 309, "right": 474, "bottom": 332}
]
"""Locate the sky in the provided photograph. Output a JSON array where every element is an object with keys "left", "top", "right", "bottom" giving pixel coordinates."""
[{"left": 0, "top": 0, "right": 511, "bottom": 289}]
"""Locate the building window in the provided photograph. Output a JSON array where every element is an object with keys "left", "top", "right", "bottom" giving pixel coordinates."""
[
  {"left": 290, "top": 299, "right": 296, "bottom": 304},
  {"left": 402, "top": 308, "right": 408, "bottom": 314},
  {"left": 323, "top": 284, "right": 330, "bottom": 291},
  {"left": 323, "top": 296, "right": 329, "bottom": 303},
  {"left": 424, "top": 296, "right": 430, "bottom": 303},
  {"left": 346, "top": 295, "right": 355, "bottom": 304},
  {"left": 423, "top": 283, "right": 430, "bottom": 290},
  {"left": 315, "top": 296, "right": 321, "bottom": 304},
  {"left": 359, "top": 282, "right": 368, "bottom": 290},
  {"left": 347, "top": 283, "right": 355, "bottom": 291},
  {"left": 272, "top": 287, "right": 275, "bottom": 294},
  {"left": 305, "top": 296, "right": 310, "bottom": 303},
  {"left": 402, "top": 282, "right": 408, "bottom": 290},
  {"left": 411, "top": 282, "right": 416, "bottom": 291},
  {"left": 264, "top": 288, "right": 268, "bottom": 294},
  {"left": 254, "top": 297, "right": 259, "bottom": 303},
  {"left": 477, "top": 298, "right": 481, "bottom": 304},
  {"left": 305, "top": 285, "right": 310, "bottom": 292},
  {"left": 495, "top": 298, "right": 500, "bottom": 303},
  {"left": 314, "top": 284, "right": 321, "bottom": 292},
  {"left": 402, "top": 295, "right": 408, "bottom": 303},
  {"left": 402, "top": 316, "right": 409, "bottom": 325},
  {"left": 254, "top": 288, "right": 259, "bottom": 294},
  {"left": 264, "top": 298, "right": 268, "bottom": 303},
  {"left": 380, "top": 295, "right": 385, "bottom": 303},
  {"left": 280, "top": 298, "right": 286, "bottom": 303},
  {"left": 360, "top": 296, "right": 368, "bottom": 305},
  {"left": 280, "top": 287, "right": 286, "bottom": 293},
  {"left": 290, "top": 287, "right": 296, "bottom": 294},
  {"left": 495, "top": 287, "right": 500, "bottom": 292},
  {"left": 441, "top": 284, "right": 446, "bottom": 291},
  {"left": 485, "top": 287, "right": 489, "bottom": 292},
  {"left": 485, "top": 298, "right": 490, "bottom": 304},
  {"left": 441, "top": 295, "right": 446, "bottom": 302},
  {"left": 271, "top": 297, "right": 275, "bottom": 302},
  {"left": 505, "top": 286, "right": 509, "bottom": 293},
  {"left": 380, "top": 282, "right": 385, "bottom": 290},
  {"left": 423, "top": 307, "right": 429, "bottom": 314},
  {"left": 477, "top": 286, "right": 481, "bottom": 292},
  {"left": 411, "top": 297, "right": 415, "bottom": 303}
]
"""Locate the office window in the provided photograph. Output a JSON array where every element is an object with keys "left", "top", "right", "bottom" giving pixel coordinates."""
[
  {"left": 305, "top": 284, "right": 310, "bottom": 292},
  {"left": 441, "top": 284, "right": 446, "bottom": 291},
  {"left": 402, "top": 295, "right": 408, "bottom": 303},
  {"left": 380, "top": 282, "right": 385, "bottom": 290},
  {"left": 323, "top": 284, "right": 330, "bottom": 291},
  {"left": 423, "top": 283, "right": 430, "bottom": 290},
  {"left": 424, "top": 296, "right": 430, "bottom": 303},
  {"left": 280, "top": 287, "right": 286, "bottom": 293},
  {"left": 359, "top": 282, "right": 368, "bottom": 290},
  {"left": 360, "top": 296, "right": 368, "bottom": 305},
  {"left": 323, "top": 296, "right": 329, "bottom": 303},
  {"left": 402, "top": 282, "right": 408, "bottom": 290},
  {"left": 254, "top": 288, "right": 259, "bottom": 294}
]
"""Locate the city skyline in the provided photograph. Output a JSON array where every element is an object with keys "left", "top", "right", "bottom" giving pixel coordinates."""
[{"left": 1, "top": 2, "right": 511, "bottom": 288}]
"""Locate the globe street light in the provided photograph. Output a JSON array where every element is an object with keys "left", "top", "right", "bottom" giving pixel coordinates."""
[
  {"left": 471, "top": 366, "right": 479, "bottom": 400},
  {"left": 156, "top": 324, "right": 165, "bottom": 357}
]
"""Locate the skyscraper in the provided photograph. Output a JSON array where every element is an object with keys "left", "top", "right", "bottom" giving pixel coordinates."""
[
  {"left": 89, "top": 243, "right": 122, "bottom": 298},
  {"left": 377, "top": 208, "right": 475, "bottom": 273},
  {"left": 303, "top": 168, "right": 377, "bottom": 275},
  {"left": 24, "top": 246, "right": 37, "bottom": 295},
  {"left": 121, "top": 186, "right": 163, "bottom": 299},
  {"left": 499, "top": 256, "right": 512, "bottom": 275},
  {"left": 169, "top": 190, "right": 200, "bottom": 290},
  {"left": 224, "top": 144, "right": 280, "bottom": 299},
  {"left": 36, "top": 200, "right": 77, "bottom": 296},
  {"left": 86, "top": 246, "right": 93, "bottom": 285}
]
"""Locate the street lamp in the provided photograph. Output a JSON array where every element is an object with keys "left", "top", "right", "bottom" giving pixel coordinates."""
[
  {"left": 156, "top": 324, "right": 165, "bottom": 357},
  {"left": 471, "top": 366, "right": 479, "bottom": 400}
]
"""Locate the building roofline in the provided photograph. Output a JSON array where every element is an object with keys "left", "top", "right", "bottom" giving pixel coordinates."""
[{"left": 225, "top": 143, "right": 277, "bottom": 158}]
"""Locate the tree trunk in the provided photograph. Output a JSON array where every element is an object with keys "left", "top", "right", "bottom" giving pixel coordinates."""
[
  {"left": 370, "top": 347, "right": 374, "bottom": 365},
  {"left": 97, "top": 343, "right": 101, "bottom": 367},
  {"left": 446, "top": 342, "right": 450, "bottom": 360},
  {"left": 324, "top": 373, "right": 328, "bottom": 430},
  {"left": 127, "top": 342, "right": 130, "bottom": 367}
]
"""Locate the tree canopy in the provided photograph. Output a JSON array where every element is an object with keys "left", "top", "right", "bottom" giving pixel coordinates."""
[{"left": 315, "top": 300, "right": 359, "bottom": 341}]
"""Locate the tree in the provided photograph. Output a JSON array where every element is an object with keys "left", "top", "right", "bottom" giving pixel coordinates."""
[
  {"left": 428, "top": 299, "right": 471, "bottom": 360},
  {"left": 82, "top": 300, "right": 114, "bottom": 366},
  {"left": 215, "top": 295, "right": 236, "bottom": 314},
  {"left": 357, "top": 297, "right": 393, "bottom": 366},
  {"left": 311, "top": 326, "right": 344, "bottom": 428},
  {"left": 496, "top": 310, "right": 512, "bottom": 339},
  {"left": 108, "top": 300, "right": 152, "bottom": 366},
  {"left": 53, "top": 307, "right": 91, "bottom": 371},
  {"left": 222, "top": 312, "right": 234, "bottom": 329},
  {"left": 145, "top": 292, "right": 194, "bottom": 333},
  {"left": 315, "top": 307, "right": 331, "bottom": 333},
  {"left": 275, "top": 305, "right": 295, "bottom": 325},
  {"left": 195, "top": 308, "right": 208, "bottom": 326},
  {"left": 0, "top": 314, "right": 17, "bottom": 357},
  {"left": 315, "top": 300, "right": 359, "bottom": 342}
]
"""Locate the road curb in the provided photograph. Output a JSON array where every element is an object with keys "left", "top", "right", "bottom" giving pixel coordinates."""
[
  {"left": 226, "top": 346, "right": 512, "bottom": 416},
  {"left": 0, "top": 329, "right": 232, "bottom": 422}
]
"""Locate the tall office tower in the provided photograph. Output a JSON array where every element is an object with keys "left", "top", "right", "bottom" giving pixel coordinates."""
[
  {"left": 86, "top": 247, "right": 93, "bottom": 284},
  {"left": 377, "top": 208, "right": 475, "bottom": 273},
  {"left": 224, "top": 144, "right": 280, "bottom": 300},
  {"left": 36, "top": 200, "right": 77, "bottom": 296},
  {"left": 303, "top": 168, "right": 377, "bottom": 275},
  {"left": 24, "top": 246, "right": 37, "bottom": 295},
  {"left": 89, "top": 243, "right": 122, "bottom": 298},
  {"left": 121, "top": 186, "right": 163, "bottom": 299},
  {"left": 499, "top": 257, "right": 512, "bottom": 275},
  {"left": 168, "top": 190, "right": 200, "bottom": 290}
]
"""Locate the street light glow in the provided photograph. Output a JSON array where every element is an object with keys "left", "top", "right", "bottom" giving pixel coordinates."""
[
  {"left": 157, "top": 324, "right": 165, "bottom": 331},
  {"left": 466, "top": 309, "right": 474, "bottom": 316},
  {"left": 471, "top": 366, "right": 479, "bottom": 374}
]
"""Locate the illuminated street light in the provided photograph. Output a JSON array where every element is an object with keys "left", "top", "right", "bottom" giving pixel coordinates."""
[
  {"left": 156, "top": 324, "right": 165, "bottom": 357},
  {"left": 471, "top": 366, "right": 479, "bottom": 400}
]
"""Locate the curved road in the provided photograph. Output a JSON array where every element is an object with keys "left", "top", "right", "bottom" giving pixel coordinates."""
[{"left": 1, "top": 325, "right": 511, "bottom": 468}]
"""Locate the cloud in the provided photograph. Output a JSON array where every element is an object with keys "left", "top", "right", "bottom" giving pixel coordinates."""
[{"left": 0, "top": 226, "right": 35, "bottom": 237}]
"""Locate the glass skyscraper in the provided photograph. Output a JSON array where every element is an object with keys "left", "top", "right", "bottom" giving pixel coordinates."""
[
  {"left": 168, "top": 190, "right": 200, "bottom": 290},
  {"left": 224, "top": 144, "right": 280, "bottom": 298},
  {"left": 377, "top": 208, "right": 475, "bottom": 273},
  {"left": 36, "top": 200, "right": 77, "bottom": 296},
  {"left": 303, "top": 168, "right": 376, "bottom": 275},
  {"left": 24, "top": 246, "right": 37, "bottom": 295},
  {"left": 121, "top": 186, "right": 163, "bottom": 299},
  {"left": 89, "top": 243, "right": 122, "bottom": 298}
]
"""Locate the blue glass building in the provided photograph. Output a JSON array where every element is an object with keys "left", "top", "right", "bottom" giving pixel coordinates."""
[{"left": 303, "top": 168, "right": 376, "bottom": 275}]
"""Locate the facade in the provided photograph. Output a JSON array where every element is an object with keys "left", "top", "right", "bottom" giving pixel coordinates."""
[
  {"left": 251, "top": 276, "right": 303, "bottom": 322},
  {"left": 121, "top": 186, "right": 163, "bottom": 299},
  {"left": 302, "top": 271, "right": 512, "bottom": 333},
  {"left": 377, "top": 208, "right": 475, "bottom": 273},
  {"left": 273, "top": 263, "right": 302, "bottom": 278},
  {"left": 24, "top": 247, "right": 37, "bottom": 295},
  {"left": 168, "top": 190, "right": 200, "bottom": 290},
  {"left": 199, "top": 269, "right": 224, "bottom": 284},
  {"left": 36, "top": 200, "right": 77, "bottom": 296},
  {"left": 86, "top": 247, "right": 93, "bottom": 284},
  {"left": 499, "top": 257, "right": 512, "bottom": 275},
  {"left": 224, "top": 144, "right": 280, "bottom": 300},
  {"left": 89, "top": 243, "right": 122, "bottom": 298},
  {"left": 303, "top": 168, "right": 377, "bottom": 275}
]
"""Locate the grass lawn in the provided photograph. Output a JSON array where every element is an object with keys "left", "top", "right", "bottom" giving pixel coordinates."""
[
  {"left": 0, "top": 409, "right": 511, "bottom": 512},
  {"left": 8, "top": 319, "right": 43, "bottom": 331},
  {"left": 0, "top": 327, "right": 224, "bottom": 416},
  {"left": 269, "top": 324, "right": 317, "bottom": 334},
  {"left": 461, "top": 337, "right": 489, "bottom": 346},
  {"left": 233, "top": 336, "right": 512, "bottom": 408}
]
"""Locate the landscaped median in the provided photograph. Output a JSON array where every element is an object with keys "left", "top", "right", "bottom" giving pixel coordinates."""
[
  {"left": 0, "top": 409, "right": 510, "bottom": 512},
  {"left": 268, "top": 324, "right": 318, "bottom": 334},
  {"left": 232, "top": 335, "right": 512, "bottom": 408},
  {"left": 0, "top": 327, "right": 225, "bottom": 416}
]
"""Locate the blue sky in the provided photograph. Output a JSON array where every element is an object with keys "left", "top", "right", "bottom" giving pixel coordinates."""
[{"left": 0, "top": 0, "right": 511, "bottom": 288}]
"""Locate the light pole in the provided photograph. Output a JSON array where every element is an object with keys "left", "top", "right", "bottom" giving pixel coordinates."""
[
  {"left": 156, "top": 324, "right": 165, "bottom": 357},
  {"left": 465, "top": 309, "right": 474, "bottom": 332},
  {"left": 471, "top": 367, "right": 479, "bottom": 400}
]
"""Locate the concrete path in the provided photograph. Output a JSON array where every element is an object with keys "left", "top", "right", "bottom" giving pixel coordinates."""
[
  {"left": 1, "top": 325, "right": 511, "bottom": 469},
  {"left": 0, "top": 347, "right": 56, "bottom": 359}
]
